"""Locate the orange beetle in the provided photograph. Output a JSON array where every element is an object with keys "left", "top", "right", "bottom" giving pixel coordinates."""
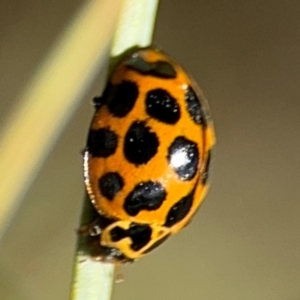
[{"left": 83, "top": 47, "right": 215, "bottom": 262}]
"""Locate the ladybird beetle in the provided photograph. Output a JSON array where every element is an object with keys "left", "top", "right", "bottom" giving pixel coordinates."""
[{"left": 83, "top": 47, "right": 215, "bottom": 263}]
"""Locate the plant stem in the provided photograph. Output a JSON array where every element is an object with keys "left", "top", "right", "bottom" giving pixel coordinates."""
[{"left": 70, "top": 0, "right": 159, "bottom": 299}]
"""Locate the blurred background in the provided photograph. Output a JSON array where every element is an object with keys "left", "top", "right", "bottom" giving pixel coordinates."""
[{"left": 1, "top": 0, "right": 300, "bottom": 299}]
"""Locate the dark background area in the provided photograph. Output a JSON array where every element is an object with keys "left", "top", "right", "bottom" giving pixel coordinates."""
[{"left": 1, "top": 1, "right": 300, "bottom": 299}]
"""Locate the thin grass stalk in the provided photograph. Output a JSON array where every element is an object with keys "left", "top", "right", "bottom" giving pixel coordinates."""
[{"left": 70, "top": 0, "right": 159, "bottom": 299}]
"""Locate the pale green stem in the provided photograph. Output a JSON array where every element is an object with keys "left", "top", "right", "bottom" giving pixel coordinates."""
[{"left": 71, "top": 0, "right": 159, "bottom": 300}]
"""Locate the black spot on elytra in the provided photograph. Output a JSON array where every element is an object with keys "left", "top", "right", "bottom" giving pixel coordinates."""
[
  {"left": 124, "top": 181, "right": 166, "bottom": 216},
  {"left": 98, "top": 172, "right": 124, "bottom": 200},
  {"left": 164, "top": 185, "right": 196, "bottom": 227},
  {"left": 126, "top": 55, "right": 177, "bottom": 78},
  {"left": 87, "top": 128, "right": 118, "bottom": 157},
  {"left": 110, "top": 223, "right": 152, "bottom": 251},
  {"left": 105, "top": 80, "right": 138, "bottom": 117},
  {"left": 202, "top": 148, "right": 213, "bottom": 185},
  {"left": 146, "top": 89, "right": 180, "bottom": 124},
  {"left": 142, "top": 233, "right": 170, "bottom": 254},
  {"left": 185, "top": 86, "right": 207, "bottom": 126},
  {"left": 168, "top": 136, "right": 199, "bottom": 181},
  {"left": 124, "top": 121, "right": 159, "bottom": 165}
]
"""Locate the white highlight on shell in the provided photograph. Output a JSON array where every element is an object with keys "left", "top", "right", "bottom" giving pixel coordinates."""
[{"left": 170, "top": 149, "right": 190, "bottom": 168}]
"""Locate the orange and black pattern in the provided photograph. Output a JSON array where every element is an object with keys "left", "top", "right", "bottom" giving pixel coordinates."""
[{"left": 83, "top": 47, "right": 215, "bottom": 262}]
